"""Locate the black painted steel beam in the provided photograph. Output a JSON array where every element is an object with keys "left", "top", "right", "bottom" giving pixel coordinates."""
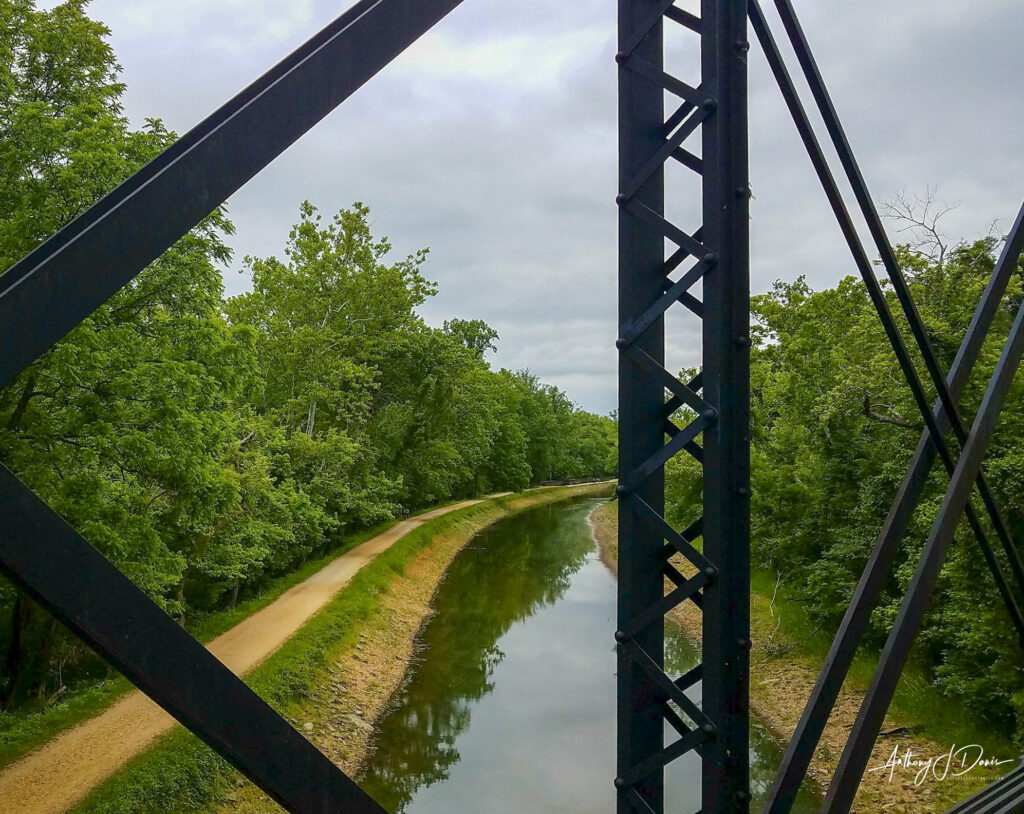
[
  {"left": 772, "top": 0, "right": 1024, "bottom": 617},
  {"left": 761, "top": 197, "right": 1024, "bottom": 814},
  {"left": 0, "top": 0, "right": 467, "bottom": 391},
  {"left": 617, "top": 2, "right": 668, "bottom": 810},
  {"left": 747, "top": 0, "right": 1024, "bottom": 645},
  {"left": 0, "top": 1, "right": 467, "bottom": 811},
  {"left": 0, "top": 466, "right": 385, "bottom": 814},
  {"left": 699, "top": 0, "right": 751, "bottom": 811},
  {"left": 824, "top": 253, "right": 1024, "bottom": 813}
]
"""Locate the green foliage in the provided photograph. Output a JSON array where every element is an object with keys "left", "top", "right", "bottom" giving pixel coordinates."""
[
  {"left": 667, "top": 237, "right": 1024, "bottom": 736},
  {"left": 0, "top": 0, "right": 616, "bottom": 713}
]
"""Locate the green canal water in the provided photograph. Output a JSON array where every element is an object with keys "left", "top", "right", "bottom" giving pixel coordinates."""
[{"left": 358, "top": 497, "right": 819, "bottom": 813}]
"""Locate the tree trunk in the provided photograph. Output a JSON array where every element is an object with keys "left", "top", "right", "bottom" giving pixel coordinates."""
[
  {"left": 175, "top": 579, "right": 186, "bottom": 626},
  {"left": 6, "top": 374, "right": 37, "bottom": 430},
  {"left": 2, "top": 593, "right": 37, "bottom": 709}
]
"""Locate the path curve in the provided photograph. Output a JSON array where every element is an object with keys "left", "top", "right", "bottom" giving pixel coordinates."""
[{"left": 0, "top": 495, "right": 506, "bottom": 814}]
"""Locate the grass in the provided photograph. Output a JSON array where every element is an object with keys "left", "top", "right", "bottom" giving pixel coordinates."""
[
  {"left": 68, "top": 485, "right": 608, "bottom": 814},
  {"left": 596, "top": 500, "right": 1012, "bottom": 809},
  {"left": 749, "top": 569, "right": 1016, "bottom": 756},
  {"left": 0, "top": 516, "right": 407, "bottom": 768},
  {"left": 601, "top": 501, "right": 1013, "bottom": 757}
]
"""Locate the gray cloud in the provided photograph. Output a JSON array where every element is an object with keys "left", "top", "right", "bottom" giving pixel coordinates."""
[{"left": 40, "top": 0, "right": 1024, "bottom": 414}]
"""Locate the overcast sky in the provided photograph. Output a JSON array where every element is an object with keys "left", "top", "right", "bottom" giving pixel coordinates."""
[{"left": 41, "top": 0, "right": 1024, "bottom": 414}]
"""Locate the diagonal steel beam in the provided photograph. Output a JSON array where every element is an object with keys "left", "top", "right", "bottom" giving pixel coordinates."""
[
  {"left": 823, "top": 251, "right": 1024, "bottom": 814},
  {"left": 0, "top": 466, "right": 385, "bottom": 814},
  {"left": 0, "top": 0, "right": 467, "bottom": 391},
  {"left": 772, "top": 0, "right": 1024, "bottom": 623},
  {"left": 0, "top": 1, "right": 467, "bottom": 810},
  {"left": 748, "top": 0, "right": 1024, "bottom": 643},
  {"left": 760, "top": 199, "right": 1024, "bottom": 814}
]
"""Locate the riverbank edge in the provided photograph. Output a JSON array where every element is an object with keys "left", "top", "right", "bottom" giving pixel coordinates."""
[
  {"left": 0, "top": 513, "right": 419, "bottom": 769},
  {"left": 589, "top": 500, "right": 999, "bottom": 814},
  {"left": 69, "top": 483, "right": 612, "bottom": 814}
]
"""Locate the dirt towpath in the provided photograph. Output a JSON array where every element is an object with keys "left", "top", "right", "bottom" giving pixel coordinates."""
[{"left": 0, "top": 496, "right": 504, "bottom": 814}]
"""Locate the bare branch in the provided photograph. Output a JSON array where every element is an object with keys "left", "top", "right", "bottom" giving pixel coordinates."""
[{"left": 881, "top": 187, "right": 961, "bottom": 269}]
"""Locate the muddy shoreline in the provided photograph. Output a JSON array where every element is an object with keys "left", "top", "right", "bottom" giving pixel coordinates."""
[{"left": 588, "top": 500, "right": 995, "bottom": 814}]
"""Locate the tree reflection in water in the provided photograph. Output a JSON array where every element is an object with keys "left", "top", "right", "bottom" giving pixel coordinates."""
[
  {"left": 358, "top": 498, "right": 819, "bottom": 813},
  {"left": 358, "top": 499, "right": 596, "bottom": 812}
]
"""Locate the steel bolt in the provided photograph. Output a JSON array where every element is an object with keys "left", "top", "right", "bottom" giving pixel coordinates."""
[
  {"left": 703, "top": 407, "right": 718, "bottom": 422},
  {"left": 704, "top": 565, "right": 719, "bottom": 579},
  {"left": 615, "top": 484, "right": 629, "bottom": 497},
  {"left": 615, "top": 193, "right": 628, "bottom": 206},
  {"left": 615, "top": 51, "right": 627, "bottom": 64},
  {"left": 615, "top": 337, "right": 628, "bottom": 350},
  {"left": 614, "top": 630, "right": 627, "bottom": 643}
]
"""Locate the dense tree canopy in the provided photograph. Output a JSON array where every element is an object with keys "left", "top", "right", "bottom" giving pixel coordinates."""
[
  {"left": 668, "top": 234, "right": 1024, "bottom": 736},
  {"left": 0, "top": 0, "right": 615, "bottom": 707}
]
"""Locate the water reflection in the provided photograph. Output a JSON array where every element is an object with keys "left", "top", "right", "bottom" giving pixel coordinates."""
[{"left": 358, "top": 498, "right": 818, "bottom": 813}]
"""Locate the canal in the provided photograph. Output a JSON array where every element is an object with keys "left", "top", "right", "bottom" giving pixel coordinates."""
[{"left": 358, "top": 496, "right": 819, "bottom": 813}]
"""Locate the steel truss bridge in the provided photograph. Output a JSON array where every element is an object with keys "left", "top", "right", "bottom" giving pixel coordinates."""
[{"left": 1, "top": 1, "right": 1023, "bottom": 812}]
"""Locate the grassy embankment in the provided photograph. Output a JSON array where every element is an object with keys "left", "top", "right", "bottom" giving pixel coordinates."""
[
  {"left": 69, "top": 483, "right": 611, "bottom": 814},
  {"left": 590, "top": 500, "right": 1014, "bottom": 814},
  {"left": 0, "top": 508, "right": 442, "bottom": 769}
]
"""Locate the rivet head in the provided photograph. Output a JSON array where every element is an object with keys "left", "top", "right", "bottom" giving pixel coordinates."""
[
  {"left": 701, "top": 98, "right": 718, "bottom": 112},
  {"left": 614, "top": 630, "right": 627, "bottom": 643},
  {"left": 615, "top": 193, "right": 628, "bottom": 206},
  {"left": 735, "top": 40, "right": 750, "bottom": 53},
  {"left": 703, "top": 251, "right": 717, "bottom": 265},
  {"left": 738, "top": 636, "right": 751, "bottom": 650},
  {"left": 737, "top": 486, "right": 750, "bottom": 497},
  {"left": 701, "top": 722, "right": 716, "bottom": 735},
  {"left": 615, "top": 51, "right": 628, "bottom": 64},
  {"left": 703, "top": 408, "right": 718, "bottom": 422},
  {"left": 735, "top": 186, "right": 749, "bottom": 198},
  {"left": 735, "top": 335, "right": 750, "bottom": 348},
  {"left": 735, "top": 790, "right": 751, "bottom": 803},
  {"left": 615, "top": 484, "right": 629, "bottom": 497},
  {"left": 615, "top": 337, "right": 628, "bottom": 350},
  {"left": 704, "top": 565, "right": 719, "bottom": 579},
  {"left": 614, "top": 776, "right": 627, "bottom": 789}
]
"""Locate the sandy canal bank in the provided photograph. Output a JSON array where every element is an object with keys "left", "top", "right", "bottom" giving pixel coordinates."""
[{"left": 589, "top": 500, "right": 1000, "bottom": 814}]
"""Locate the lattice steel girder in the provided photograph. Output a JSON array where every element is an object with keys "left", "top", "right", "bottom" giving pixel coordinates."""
[
  {"left": 0, "top": 0, "right": 467, "bottom": 811},
  {"left": 616, "top": 1, "right": 669, "bottom": 810},
  {"left": 616, "top": 1, "right": 750, "bottom": 811}
]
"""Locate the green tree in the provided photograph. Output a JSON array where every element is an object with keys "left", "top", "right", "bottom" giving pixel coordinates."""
[{"left": 666, "top": 236, "right": 1024, "bottom": 735}]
